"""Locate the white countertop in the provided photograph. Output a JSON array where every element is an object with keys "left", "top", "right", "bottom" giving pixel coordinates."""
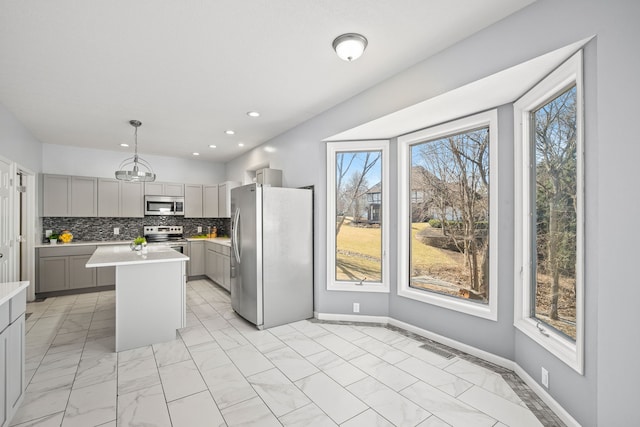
[
  {"left": 186, "top": 237, "right": 231, "bottom": 247},
  {"left": 35, "top": 240, "right": 131, "bottom": 248},
  {"left": 86, "top": 245, "right": 189, "bottom": 268},
  {"left": 0, "top": 281, "right": 29, "bottom": 306}
]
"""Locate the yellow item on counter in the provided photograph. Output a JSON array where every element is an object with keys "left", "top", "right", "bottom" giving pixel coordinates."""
[{"left": 59, "top": 230, "right": 73, "bottom": 243}]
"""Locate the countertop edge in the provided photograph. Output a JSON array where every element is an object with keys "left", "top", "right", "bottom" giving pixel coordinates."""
[{"left": 0, "top": 281, "right": 30, "bottom": 306}]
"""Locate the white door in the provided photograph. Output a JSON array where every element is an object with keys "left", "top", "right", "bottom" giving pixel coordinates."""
[{"left": 0, "top": 157, "right": 12, "bottom": 282}]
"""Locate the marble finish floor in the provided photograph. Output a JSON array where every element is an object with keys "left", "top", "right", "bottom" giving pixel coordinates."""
[{"left": 13, "top": 279, "right": 551, "bottom": 427}]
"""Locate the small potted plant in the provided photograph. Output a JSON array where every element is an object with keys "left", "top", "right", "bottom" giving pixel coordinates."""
[
  {"left": 130, "top": 236, "right": 147, "bottom": 252},
  {"left": 49, "top": 233, "right": 59, "bottom": 245}
]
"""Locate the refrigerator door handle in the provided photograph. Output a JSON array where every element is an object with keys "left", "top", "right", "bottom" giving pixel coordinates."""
[{"left": 232, "top": 208, "right": 241, "bottom": 264}]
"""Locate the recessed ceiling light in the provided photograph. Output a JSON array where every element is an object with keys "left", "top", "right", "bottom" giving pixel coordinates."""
[
  {"left": 208, "top": 144, "right": 217, "bottom": 149},
  {"left": 120, "top": 143, "right": 129, "bottom": 147},
  {"left": 238, "top": 143, "right": 245, "bottom": 147},
  {"left": 192, "top": 152, "right": 200, "bottom": 156},
  {"left": 247, "top": 111, "right": 260, "bottom": 118},
  {"left": 225, "top": 130, "right": 235, "bottom": 135}
]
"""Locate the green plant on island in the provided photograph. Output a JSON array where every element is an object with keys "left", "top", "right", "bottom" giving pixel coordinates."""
[{"left": 133, "top": 236, "right": 147, "bottom": 246}]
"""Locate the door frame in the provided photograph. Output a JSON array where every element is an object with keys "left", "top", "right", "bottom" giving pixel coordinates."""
[{"left": 16, "top": 165, "right": 37, "bottom": 301}]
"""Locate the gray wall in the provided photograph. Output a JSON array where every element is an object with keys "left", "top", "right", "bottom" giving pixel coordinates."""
[
  {"left": 226, "top": 0, "right": 640, "bottom": 425},
  {"left": 0, "top": 102, "right": 42, "bottom": 172}
]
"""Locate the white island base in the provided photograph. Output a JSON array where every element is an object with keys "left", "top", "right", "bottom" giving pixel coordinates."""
[
  {"left": 86, "top": 245, "right": 188, "bottom": 352},
  {"left": 115, "top": 261, "right": 185, "bottom": 352}
]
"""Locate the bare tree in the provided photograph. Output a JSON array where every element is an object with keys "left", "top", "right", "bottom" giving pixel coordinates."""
[
  {"left": 335, "top": 152, "right": 380, "bottom": 235},
  {"left": 534, "top": 86, "right": 577, "bottom": 321}
]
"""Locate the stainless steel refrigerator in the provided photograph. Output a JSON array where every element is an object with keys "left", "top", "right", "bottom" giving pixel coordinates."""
[{"left": 230, "top": 183, "right": 313, "bottom": 329}]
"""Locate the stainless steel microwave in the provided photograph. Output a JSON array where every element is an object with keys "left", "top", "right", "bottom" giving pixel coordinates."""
[{"left": 144, "top": 196, "right": 184, "bottom": 216}]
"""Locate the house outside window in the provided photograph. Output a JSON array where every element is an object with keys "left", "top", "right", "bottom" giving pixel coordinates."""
[{"left": 397, "top": 110, "right": 498, "bottom": 320}]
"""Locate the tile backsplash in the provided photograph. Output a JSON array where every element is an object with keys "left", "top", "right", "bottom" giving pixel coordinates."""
[{"left": 42, "top": 217, "right": 230, "bottom": 242}]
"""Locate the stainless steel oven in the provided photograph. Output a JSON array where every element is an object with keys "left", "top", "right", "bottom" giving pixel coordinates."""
[{"left": 143, "top": 226, "right": 187, "bottom": 254}]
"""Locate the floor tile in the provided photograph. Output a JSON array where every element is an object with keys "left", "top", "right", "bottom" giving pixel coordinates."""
[
  {"left": 117, "top": 384, "right": 172, "bottom": 427},
  {"left": 167, "top": 390, "right": 226, "bottom": 427},
  {"left": 313, "top": 333, "right": 367, "bottom": 360},
  {"left": 247, "top": 368, "right": 311, "bottom": 417},
  {"left": 294, "top": 372, "right": 367, "bottom": 424},
  {"left": 62, "top": 379, "right": 116, "bottom": 427},
  {"left": 457, "top": 386, "right": 543, "bottom": 427},
  {"left": 350, "top": 353, "right": 419, "bottom": 391},
  {"left": 401, "top": 380, "right": 497, "bottom": 427},
  {"left": 200, "top": 363, "right": 257, "bottom": 409},
  {"left": 158, "top": 359, "right": 207, "bottom": 402},
  {"left": 353, "top": 335, "right": 411, "bottom": 365},
  {"left": 11, "top": 412, "right": 65, "bottom": 427},
  {"left": 17, "top": 284, "right": 551, "bottom": 427},
  {"left": 73, "top": 353, "right": 117, "bottom": 389},
  {"left": 347, "top": 377, "right": 431, "bottom": 426},
  {"left": 397, "top": 356, "right": 473, "bottom": 397},
  {"left": 117, "top": 355, "right": 161, "bottom": 395},
  {"left": 445, "top": 359, "right": 525, "bottom": 406},
  {"left": 220, "top": 396, "right": 282, "bottom": 427},
  {"left": 341, "top": 409, "right": 395, "bottom": 427},
  {"left": 264, "top": 346, "right": 319, "bottom": 382},
  {"left": 152, "top": 337, "right": 191, "bottom": 367},
  {"left": 225, "top": 344, "right": 274, "bottom": 376}
]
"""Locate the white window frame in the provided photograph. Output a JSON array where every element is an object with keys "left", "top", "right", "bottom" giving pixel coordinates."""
[
  {"left": 397, "top": 110, "right": 499, "bottom": 320},
  {"left": 513, "top": 51, "right": 584, "bottom": 374},
  {"left": 326, "top": 140, "right": 390, "bottom": 292}
]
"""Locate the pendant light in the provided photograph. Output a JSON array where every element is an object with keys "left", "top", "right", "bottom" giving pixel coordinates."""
[
  {"left": 332, "top": 33, "right": 368, "bottom": 62},
  {"left": 115, "top": 120, "right": 156, "bottom": 182}
]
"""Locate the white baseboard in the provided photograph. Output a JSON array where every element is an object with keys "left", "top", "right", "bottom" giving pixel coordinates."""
[
  {"left": 315, "top": 311, "right": 581, "bottom": 427},
  {"left": 314, "top": 312, "right": 389, "bottom": 324},
  {"left": 512, "top": 364, "right": 581, "bottom": 427}
]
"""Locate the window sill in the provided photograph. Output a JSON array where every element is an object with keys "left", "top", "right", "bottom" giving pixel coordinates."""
[
  {"left": 398, "top": 286, "right": 497, "bottom": 321},
  {"left": 514, "top": 318, "right": 582, "bottom": 374},
  {"left": 327, "top": 282, "right": 389, "bottom": 293}
]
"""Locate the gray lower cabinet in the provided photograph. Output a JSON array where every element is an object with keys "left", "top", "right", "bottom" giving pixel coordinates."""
[
  {"left": 188, "top": 241, "right": 205, "bottom": 276},
  {"left": 37, "top": 246, "right": 116, "bottom": 294},
  {"left": 204, "top": 241, "right": 230, "bottom": 291},
  {"left": 1, "top": 289, "right": 26, "bottom": 427}
]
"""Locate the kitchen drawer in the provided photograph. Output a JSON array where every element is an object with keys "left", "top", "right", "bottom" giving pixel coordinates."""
[
  {"left": 0, "top": 301, "right": 9, "bottom": 332},
  {"left": 38, "top": 245, "right": 97, "bottom": 257},
  {"left": 9, "top": 288, "right": 26, "bottom": 322}
]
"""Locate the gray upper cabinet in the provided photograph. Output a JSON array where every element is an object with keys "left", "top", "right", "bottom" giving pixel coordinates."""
[
  {"left": 42, "top": 174, "right": 70, "bottom": 217},
  {"left": 184, "top": 184, "right": 203, "bottom": 218},
  {"left": 97, "top": 178, "right": 120, "bottom": 217},
  {"left": 217, "top": 181, "right": 241, "bottom": 218},
  {"left": 120, "top": 182, "right": 143, "bottom": 217},
  {"left": 203, "top": 185, "right": 219, "bottom": 218},
  {"left": 71, "top": 176, "right": 97, "bottom": 217},
  {"left": 98, "top": 179, "right": 143, "bottom": 218},
  {"left": 144, "top": 182, "right": 184, "bottom": 196},
  {"left": 42, "top": 174, "right": 97, "bottom": 217}
]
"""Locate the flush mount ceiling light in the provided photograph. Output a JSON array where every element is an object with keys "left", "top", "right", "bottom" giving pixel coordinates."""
[
  {"left": 332, "top": 33, "right": 368, "bottom": 62},
  {"left": 115, "top": 120, "right": 156, "bottom": 182}
]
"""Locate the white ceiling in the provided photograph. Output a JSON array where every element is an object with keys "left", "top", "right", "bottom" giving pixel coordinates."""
[{"left": 0, "top": 0, "right": 535, "bottom": 162}]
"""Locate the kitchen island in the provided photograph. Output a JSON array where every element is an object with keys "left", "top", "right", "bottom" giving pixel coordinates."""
[{"left": 86, "top": 245, "right": 189, "bottom": 352}]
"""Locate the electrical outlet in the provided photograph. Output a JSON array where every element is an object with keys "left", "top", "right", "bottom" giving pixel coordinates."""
[
  {"left": 353, "top": 303, "right": 360, "bottom": 313},
  {"left": 541, "top": 367, "right": 549, "bottom": 388},
  {"left": 114, "top": 228, "right": 120, "bottom": 235},
  {"left": 197, "top": 226, "right": 202, "bottom": 233},
  {"left": 45, "top": 230, "right": 52, "bottom": 237}
]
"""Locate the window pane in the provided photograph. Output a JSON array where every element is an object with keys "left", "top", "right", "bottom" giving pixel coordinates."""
[
  {"left": 335, "top": 151, "right": 382, "bottom": 282},
  {"left": 409, "top": 127, "right": 490, "bottom": 304},
  {"left": 532, "top": 85, "right": 577, "bottom": 341}
]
